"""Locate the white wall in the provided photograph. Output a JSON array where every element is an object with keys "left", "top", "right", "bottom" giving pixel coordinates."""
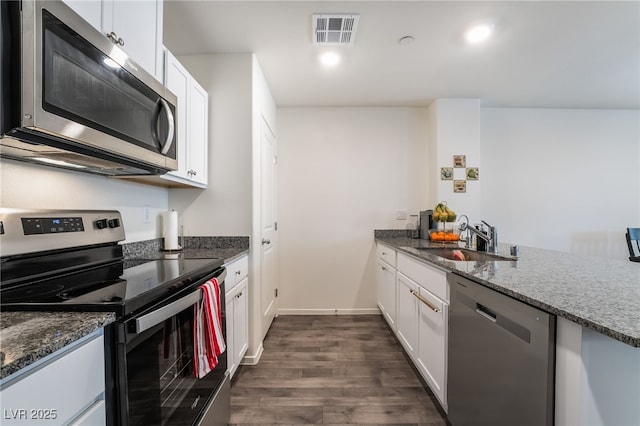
[
  {"left": 168, "top": 54, "right": 253, "bottom": 236},
  {"left": 277, "top": 107, "right": 429, "bottom": 313},
  {"left": 429, "top": 99, "right": 482, "bottom": 222},
  {"left": 0, "top": 160, "right": 168, "bottom": 242},
  {"left": 481, "top": 108, "right": 640, "bottom": 259}
]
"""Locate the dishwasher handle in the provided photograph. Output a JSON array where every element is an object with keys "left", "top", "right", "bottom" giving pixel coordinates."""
[{"left": 476, "top": 303, "right": 497, "bottom": 323}]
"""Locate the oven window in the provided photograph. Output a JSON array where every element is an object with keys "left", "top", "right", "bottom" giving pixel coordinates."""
[{"left": 125, "top": 305, "right": 226, "bottom": 426}]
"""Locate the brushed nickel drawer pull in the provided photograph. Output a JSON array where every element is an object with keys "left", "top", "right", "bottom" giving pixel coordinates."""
[{"left": 410, "top": 289, "right": 440, "bottom": 313}]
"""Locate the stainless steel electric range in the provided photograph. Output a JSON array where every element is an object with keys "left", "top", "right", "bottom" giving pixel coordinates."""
[{"left": 0, "top": 209, "right": 230, "bottom": 426}]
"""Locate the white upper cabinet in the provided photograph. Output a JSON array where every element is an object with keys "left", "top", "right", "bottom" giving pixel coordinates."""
[
  {"left": 187, "top": 80, "right": 209, "bottom": 186},
  {"left": 162, "top": 50, "right": 209, "bottom": 188},
  {"left": 62, "top": 0, "right": 164, "bottom": 81},
  {"left": 61, "top": 0, "right": 102, "bottom": 29}
]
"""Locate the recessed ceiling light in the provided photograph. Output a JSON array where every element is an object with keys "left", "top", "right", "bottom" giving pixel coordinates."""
[
  {"left": 464, "top": 24, "right": 493, "bottom": 44},
  {"left": 319, "top": 51, "right": 341, "bottom": 67}
]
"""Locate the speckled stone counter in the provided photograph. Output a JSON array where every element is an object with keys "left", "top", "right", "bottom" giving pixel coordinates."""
[
  {"left": 375, "top": 231, "right": 640, "bottom": 347},
  {"left": 123, "top": 236, "right": 249, "bottom": 265},
  {"left": 0, "top": 312, "right": 115, "bottom": 380}
]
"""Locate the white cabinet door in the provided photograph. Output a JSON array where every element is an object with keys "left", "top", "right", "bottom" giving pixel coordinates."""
[
  {"left": 225, "top": 255, "right": 249, "bottom": 379},
  {"left": 396, "top": 271, "right": 419, "bottom": 360},
  {"left": 162, "top": 50, "right": 209, "bottom": 188},
  {"left": 0, "top": 333, "right": 105, "bottom": 426},
  {"left": 233, "top": 278, "right": 249, "bottom": 367},
  {"left": 164, "top": 50, "right": 190, "bottom": 180},
  {"left": 225, "top": 295, "right": 236, "bottom": 376},
  {"left": 226, "top": 277, "right": 249, "bottom": 378},
  {"left": 62, "top": 0, "right": 102, "bottom": 30},
  {"left": 106, "top": 0, "right": 161, "bottom": 79},
  {"left": 63, "top": 0, "right": 162, "bottom": 80},
  {"left": 187, "top": 80, "right": 208, "bottom": 186},
  {"left": 377, "top": 259, "right": 396, "bottom": 331},
  {"left": 377, "top": 260, "right": 386, "bottom": 313},
  {"left": 416, "top": 286, "right": 448, "bottom": 411}
]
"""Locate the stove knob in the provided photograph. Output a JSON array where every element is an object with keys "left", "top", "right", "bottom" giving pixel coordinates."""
[
  {"left": 95, "top": 219, "right": 108, "bottom": 229},
  {"left": 108, "top": 218, "right": 121, "bottom": 228}
]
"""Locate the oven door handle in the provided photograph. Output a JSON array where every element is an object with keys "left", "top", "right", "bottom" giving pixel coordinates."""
[
  {"left": 133, "top": 269, "right": 226, "bottom": 333},
  {"left": 135, "top": 290, "right": 201, "bottom": 334}
]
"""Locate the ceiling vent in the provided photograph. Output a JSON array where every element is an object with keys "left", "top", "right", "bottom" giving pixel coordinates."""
[{"left": 312, "top": 14, "right": 360, "bottom": 46}]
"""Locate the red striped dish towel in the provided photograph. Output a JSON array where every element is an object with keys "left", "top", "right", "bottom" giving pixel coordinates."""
[{"left": 193, "top": 278, "right": 226, "bottom": 378}]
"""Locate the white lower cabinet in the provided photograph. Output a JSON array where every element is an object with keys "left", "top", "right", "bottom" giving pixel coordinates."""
[
  {"left": 396, "top": 252, "right": 449, "bottom": 412},
  {"left": 376, "top": 244, "right": 397, "bottom": 330},
  {"left": 0, "top": 331, "right": 106, "bottom": 425},
  {"left": 416, "top": 286, "right": 448, "bottom": 411},
  {"left": 396, "top": 271, "right": 419, "bottom": 359},
  {"left": 225, "top": 255, "right": 249, "bottom": 378},
  {"left": 376, "top": 258, "right": 397, "bottom": 331}
]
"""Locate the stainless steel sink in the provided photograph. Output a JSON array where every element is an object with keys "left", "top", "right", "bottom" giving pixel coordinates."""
[{"left": 409, "top": 247, "right": 515, "bottom": 262}]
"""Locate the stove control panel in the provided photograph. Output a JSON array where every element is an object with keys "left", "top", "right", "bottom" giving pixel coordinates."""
[
  {"left": 0, "top": 209, "right": 125, "bottom": 257},
  {"left": 22, "top": 217, "right": 85, "bottom": 235}
]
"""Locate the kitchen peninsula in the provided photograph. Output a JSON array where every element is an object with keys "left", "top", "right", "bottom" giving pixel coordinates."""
[{"left": 375, "top": 230, "right": 640, "bottom": 426}]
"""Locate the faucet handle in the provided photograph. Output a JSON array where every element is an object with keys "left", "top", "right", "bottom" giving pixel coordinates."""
[
  {"left": 481, "top": 220, "right": 493, "bottom": 230},
  {"left": 459, "top": 214, "right": 469, "bottom": 231}
]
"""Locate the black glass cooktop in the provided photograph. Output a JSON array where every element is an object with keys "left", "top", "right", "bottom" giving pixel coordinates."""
[{"left": 0, "top": 257, "right": 223, "bottom": 317}]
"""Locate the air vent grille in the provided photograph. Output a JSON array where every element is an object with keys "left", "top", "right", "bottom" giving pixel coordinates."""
[{"left": 312, "top": 14, "right": 360, "bottom": 46}]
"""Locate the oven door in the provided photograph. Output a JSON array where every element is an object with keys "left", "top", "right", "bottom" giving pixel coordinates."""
[{"left": 113, "top": 272, "right": 227, "bottom": 426}]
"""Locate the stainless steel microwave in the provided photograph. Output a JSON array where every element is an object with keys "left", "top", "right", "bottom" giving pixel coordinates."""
[{"left": 0, "top": 0, "right": 178, "bottom": 176}]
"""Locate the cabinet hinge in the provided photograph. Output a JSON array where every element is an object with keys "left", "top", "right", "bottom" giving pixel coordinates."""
[
  {"left": 275, "top": 288, "right": 278, "bottom": 298},
  {"left": 274, "top": 221, "right": 278, "bottom": 231},
  {"left": 273, "top": 155, "right": 278, "bottom": 165}
]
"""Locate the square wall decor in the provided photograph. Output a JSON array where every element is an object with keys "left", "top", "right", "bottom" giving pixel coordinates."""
[
  {"left": 453, "top": 155, "right": 466, "bottom": 168},
  {"left": 466, "top": 167, "right": 479, "bottom": 180},
  {"left": 441, "top": 167, "right": 453, "bottom": 180},
  {"left": 454, "top": 180, "right": 466, "bottom": 193}
]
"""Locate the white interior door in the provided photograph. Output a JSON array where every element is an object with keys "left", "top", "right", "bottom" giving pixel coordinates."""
[{"left": 260, "top": 118, "right": 277, "bottom": 335}]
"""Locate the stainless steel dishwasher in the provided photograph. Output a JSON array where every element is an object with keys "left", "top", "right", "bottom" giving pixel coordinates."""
[{"left": 447, "top": 273, "right": 555, "bottom": 426}]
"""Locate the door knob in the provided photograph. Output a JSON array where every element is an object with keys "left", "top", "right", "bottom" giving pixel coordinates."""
[{"left": 262, "top": 238, "right": 271, "bottom": 245}]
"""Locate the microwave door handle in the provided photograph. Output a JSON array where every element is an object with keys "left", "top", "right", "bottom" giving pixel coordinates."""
[
  {"left": 150, "top": 98, "right": 175, "bottom": 155},
  {"left": 159, "top": 98, "right": 175, "bottom": 155},
  {"left": 134, "top": 289, "right": 201, "bottom": 334}
]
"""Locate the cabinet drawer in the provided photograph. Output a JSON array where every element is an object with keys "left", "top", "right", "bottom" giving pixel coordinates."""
[
  {"left": 0, "top": 334, "right": 105, "bottom": 425},
  {"left": 377, "top": 244, "right": 397, "bottom": 267},
  {"left": 69, "top": 400, "right": 106, "bottom": 426},
  {"left": 225, "top": 255, "right": 248, "bottom": 291},
  {"left": 397, "top": 253, "right": 448, "bottom": 302}
]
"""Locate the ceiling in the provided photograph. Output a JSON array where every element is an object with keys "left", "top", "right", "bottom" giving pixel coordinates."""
[{"left": 163, "top": 1, "right": 640, "bottom": 109}]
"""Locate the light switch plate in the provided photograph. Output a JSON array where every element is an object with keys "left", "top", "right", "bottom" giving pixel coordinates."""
[
  {"left": 143, "top": 205, "right": 151, "bottom": 224},
  {"left": 395, "top": 209, "right": 407, "bottom": 220}
]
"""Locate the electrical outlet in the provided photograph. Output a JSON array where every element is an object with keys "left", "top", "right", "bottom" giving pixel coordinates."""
[
  {"left": 395, "top": 209, "right": 407, "bottom": 220},
  {"left": 143, "top": 206, "right": 151, "bottom": 224}
]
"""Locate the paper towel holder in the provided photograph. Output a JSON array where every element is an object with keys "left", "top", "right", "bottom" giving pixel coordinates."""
[{"left": 161, "top": 210, "right": 183, "bottom": 252}]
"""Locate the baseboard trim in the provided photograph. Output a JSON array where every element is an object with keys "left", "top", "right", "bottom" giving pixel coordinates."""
[
  {"left": 240, "top": 343, "right": 263, "bottom": 366},
  {"left": 277, "top": 308, "right": 381, "bottom": 315}
]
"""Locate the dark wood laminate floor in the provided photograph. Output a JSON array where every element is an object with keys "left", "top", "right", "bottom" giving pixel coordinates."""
[{"left": 230, "top": 315, "right": 448, "bottom": 425}]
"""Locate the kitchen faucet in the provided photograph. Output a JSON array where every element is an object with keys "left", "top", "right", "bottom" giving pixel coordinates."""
[{"left": 458, "top": 216, "right": 499, "bottom": 254}]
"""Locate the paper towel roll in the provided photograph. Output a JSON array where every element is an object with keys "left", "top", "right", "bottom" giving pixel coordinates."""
[{"left": 163, "top": 210, "right": 180, "bottom": 250}]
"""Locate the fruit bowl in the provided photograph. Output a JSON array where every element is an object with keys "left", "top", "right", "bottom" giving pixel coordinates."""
[{"left": 429, "top": 229, "right": 461, "bottom": 243}]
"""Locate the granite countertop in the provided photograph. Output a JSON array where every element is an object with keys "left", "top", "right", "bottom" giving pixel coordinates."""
[
  {"left": 375, "top": 232, "right": 640, "bottom": 348},
  {"left": 0, "top": 312, "right": 115, "bottom": 380},
  {"left": 123, "top": 236, "right": 249, "bottom": 265}
]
